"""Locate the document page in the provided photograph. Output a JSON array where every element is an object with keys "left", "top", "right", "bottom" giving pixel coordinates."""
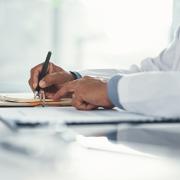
[{"left": 0, "top": 93, "right": 72, "bottom": 107}]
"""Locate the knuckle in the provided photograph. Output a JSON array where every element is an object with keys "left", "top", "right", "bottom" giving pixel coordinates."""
[
  {"left": 44, "top": 75, "right": 53, "bottom": 83},
  {"left": 30, "top": 67, "right": 38, "bottom": 75},
  {"left": 28, "top": 79, "right": 31, "bottom": 85},
  {"left": 72, "top": 100, "right": 76, "bottom": 107},
  {"left": 74, "top": 101, "right": 79, "bottom": 107},
  {"left": 59, "top": 87, "right": 66, "bottom": 96},
  {"left": 30, "top": 68, "right": 34, "bottom": 74},
  {"left": 44, "top": 75, "right": 50, "bottom": 82},
  {"left": 76, "top": 107, "right": 81, "bottom": 110},
  {"left": 63, "top": 82, "right": 70, "bottom": 89},
  {"left": 75, "top": 104, "right": 81, "bottom": 110},
  {"left": 72, "top": 98, "right": 78, "bottom": 106},
  {"left": 48, "top": 63, "right": 54, "bottom": 71},
  {"left": 50, "top": 62, "right": 55, "bottom": 67},
  {"left": 31, "top": 64, "right": 42, "bottom": 73},
  {"left": 77, "top": 106, "right": 84, "bottom": 110},
  {"left": 84, "top": 76, "right": 91, "bottom": 79}
]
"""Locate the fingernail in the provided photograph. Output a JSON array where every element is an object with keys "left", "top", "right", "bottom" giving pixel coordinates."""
[
  {"left": 39, "top": 81, "right": 46, "bottom": 88},
  {"left": 33, "top": 83, "right": 37, "bottom": 89}
]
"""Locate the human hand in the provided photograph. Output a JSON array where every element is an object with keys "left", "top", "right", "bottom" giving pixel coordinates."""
[
  {"left": 29, "top": 63, "right": 75, "bottom": 98},
  {"left": 53, "top": 76, "right": 114, "bottom": 110}
]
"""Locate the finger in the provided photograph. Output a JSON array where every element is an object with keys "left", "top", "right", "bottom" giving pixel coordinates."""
[
  {"left": 75, "top": 102, "right": 98, "bottom": 110},
  {"left": 28, "top": 78, "right": 34, "bottom": 91},
  {"left": 40, "top": 71, "right": 76, "bottom": 89},
  {"left": 83, "top": 76, "right": 92, "bottom": 79},
  {"left": 53, "top": 82, "right": 77, "bottom": 100},
  {"left": 30, "top": 64, "right": 43, "bottom": 90},
  {"left": 32, "top": 70, "right": 42, "bottom": 89},
  {"left": 45, "top": 92, "right": 55, "bottom": 99},
  {"left": 71, "top": 94, "right": 98, "bottom": 110},
  {"left": 85, "top": 104, "right": 98, "bottom": 110},
  {"left": 39, "top": 72, "right": 65, "bottom": 88},
  {"left": 71, "top": 94, "right": 84, "bottom": 108},
  {"left": 72, "top": 96, "right": 81, "bottom": 107},
  {"left": 78, "top": 103, "right": 97, "bottom": 110},
  {"left": 48, "top": 63, "right": 54, "bottom": 73},
  {"left": 29, "top": 75, "right": 38, "bottom": 91},
  {"left": 30, "top": 63, "right": 54, "bottom": 90},
  {"left": 39, "top": 73, "right": 60, "bottom": 88}
]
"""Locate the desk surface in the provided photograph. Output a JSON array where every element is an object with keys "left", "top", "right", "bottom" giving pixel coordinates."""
[
  {"left": 0, "top": 125, "right": 179, "bottom": 180},
  {"left": 0, "top": 137, "right": 180, "bottom": 180},
  {"left": 0, "top": 92, "right": 179, "bottom": 180}
]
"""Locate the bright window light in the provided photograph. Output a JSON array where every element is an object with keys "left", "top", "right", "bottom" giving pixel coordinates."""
[{"left": 77, "top": 0, "right": 173, "bottom": 69}]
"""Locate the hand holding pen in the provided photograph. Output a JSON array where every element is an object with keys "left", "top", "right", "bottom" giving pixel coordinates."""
[
  {"left": 34, "top": 51, "right": 52, "bottom": 101},
  {"left": 29, "top": 52, "right": 76, "bottom": 99}
]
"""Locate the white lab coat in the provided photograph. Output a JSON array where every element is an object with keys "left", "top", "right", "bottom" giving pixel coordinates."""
[{"left": 77, "top": 26, "right": 180, "bottom": 118}]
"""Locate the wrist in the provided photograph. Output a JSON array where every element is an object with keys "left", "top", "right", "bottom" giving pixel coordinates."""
[
  {"left": 70, "top": 71, "right": 82, "bottom": 80},
  {"left": 69, "top": 71, "right": 77, "bottom": 80},
  {"left": 103, "top": 82, "right": 114, "bottom": 108},
  {"left": 107, "top": 75, "right": 124, "bottom": 109}
]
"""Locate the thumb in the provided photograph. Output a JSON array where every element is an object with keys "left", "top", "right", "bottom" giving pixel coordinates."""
[{"left": 39, "top": 73, "right": 61, "bottom": 88}]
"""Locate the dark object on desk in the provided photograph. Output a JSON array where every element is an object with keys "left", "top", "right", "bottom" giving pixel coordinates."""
[
  {"left": 35, "top": 51, "right": 52, "bottom": 94},
  {"left": 65, "top": 118, "right": 180, "bottom": 125}
]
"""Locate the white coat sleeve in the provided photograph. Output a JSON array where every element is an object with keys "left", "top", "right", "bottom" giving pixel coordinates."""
[
  {"left": 72, "top": 26, "right": 180, "bottom": 79},
  {"left": 129, "top": 26, "right": 180, "bottom": 72},
  {"left": 107, "top": 72, "right": 180, "bottom": 118}
]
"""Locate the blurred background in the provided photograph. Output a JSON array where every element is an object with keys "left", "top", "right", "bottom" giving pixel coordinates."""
[{"left": 0, "top": 0, "right": 179, "bottom": 92}]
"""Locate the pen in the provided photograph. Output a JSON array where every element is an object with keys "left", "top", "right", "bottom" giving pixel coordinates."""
[{"left": 34, "top": 51, "right": 52, "bottom": 101}]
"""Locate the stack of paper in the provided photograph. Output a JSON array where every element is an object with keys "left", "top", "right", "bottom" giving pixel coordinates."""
[{"left": 0, "top": 93, "right": 72, "bottom": 107}]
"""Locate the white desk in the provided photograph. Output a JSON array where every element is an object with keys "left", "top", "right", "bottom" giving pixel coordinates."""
[
  {"left": 0, "top": 132, "right": 180, "bottom": 180},
  {"left": 0, "top": 121, "right": 180, "bottom": 180},
  {"left": 0, "top": 88, "right": 179, "bottom": 179}
]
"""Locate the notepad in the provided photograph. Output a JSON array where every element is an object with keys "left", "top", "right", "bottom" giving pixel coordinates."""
[{"left": 0, "top": 93, "right": 72, "bottom": 107}]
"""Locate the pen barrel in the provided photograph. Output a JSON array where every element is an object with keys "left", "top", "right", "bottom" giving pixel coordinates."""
[
  {"left": 35, "top": 51, "right": 52, "bottom": 92},
  {"left": 39, "top": 51, "right": 51, "bottom": 78}
]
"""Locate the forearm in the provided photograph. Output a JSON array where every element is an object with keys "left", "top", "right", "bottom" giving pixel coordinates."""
[
  {"left": 71, "top": 69, "right": 129, "bottom": 80},
  {"left": 107, "top": 72, "right": 180, "bottom": 118}
]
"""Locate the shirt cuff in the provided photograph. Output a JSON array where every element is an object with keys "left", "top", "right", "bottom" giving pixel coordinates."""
[
  {"left": 107, "top": 75, "right": 124, "bottom": 110},
  {"left": 70, "top": 71, "right": 82, "bottom": 79}
]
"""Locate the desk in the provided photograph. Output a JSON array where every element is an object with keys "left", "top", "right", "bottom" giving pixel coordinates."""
[
  {"left": 0, "top": 83, "right": 179, "bottom": 179},
  {"left": 0, "top": 132, "right": 180, "bottom": 180},
  {"left": 0, "top": 121, "right": 179, "bottom": 180}
]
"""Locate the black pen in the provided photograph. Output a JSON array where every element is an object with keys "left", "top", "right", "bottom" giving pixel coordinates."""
[{"left": 34, "top": 51, "right": 52, "bottom": 99}]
